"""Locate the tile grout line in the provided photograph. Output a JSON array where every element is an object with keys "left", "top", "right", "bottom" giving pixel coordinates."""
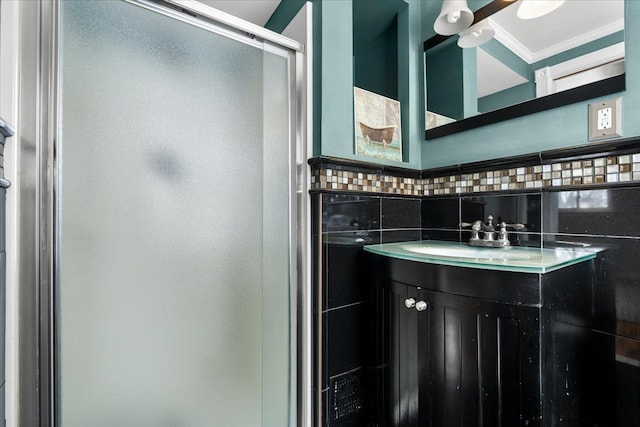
[{"left": 323, "top": 301, "right": 365, "bottom": 314}]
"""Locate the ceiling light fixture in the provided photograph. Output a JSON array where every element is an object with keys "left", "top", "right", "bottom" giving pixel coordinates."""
[
  {"left": 517, "top": 0, "right": 566, "bottom": 20},
  {"left": 457, "top": 20, "right": 495, "bottom": 48},
  {"left": 434, "top": 0, "right": 474, "bottom": 36}
]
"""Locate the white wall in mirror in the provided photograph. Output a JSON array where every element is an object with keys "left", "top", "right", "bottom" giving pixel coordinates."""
[
  {"left": 425, "top": 0, "right": 625, "bottom": 132},
  {"left": 477, "top": 48, "right": 528, "bottom": 98}
]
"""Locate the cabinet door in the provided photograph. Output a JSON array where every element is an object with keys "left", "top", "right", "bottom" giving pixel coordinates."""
[
  {"left": 389, "top": 281, "right": 421, "bottom": 427},
  {"left": 417, "top": 288, "right": 541, "bottom": 427}
]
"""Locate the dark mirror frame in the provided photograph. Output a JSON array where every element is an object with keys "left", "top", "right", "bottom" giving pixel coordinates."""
[{"left": 424, "top": 0, "right": 626, "bottom": 140}]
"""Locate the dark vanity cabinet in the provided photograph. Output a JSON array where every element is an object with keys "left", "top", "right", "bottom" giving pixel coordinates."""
[
  {"left": 368, "top": 251, "right": 596, "bottom": 427},
  {"left": 390, "top": 281, "right": 541, "bottom": 426}
]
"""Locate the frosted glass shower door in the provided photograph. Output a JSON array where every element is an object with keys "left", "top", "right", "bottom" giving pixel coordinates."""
[{"left": 57, "top": 1, "right": 292, "bottom": 426}]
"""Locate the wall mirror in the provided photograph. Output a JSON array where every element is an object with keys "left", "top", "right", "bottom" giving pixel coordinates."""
[{"left": 424, "top": 0, "right": 625, "bottom": 139}]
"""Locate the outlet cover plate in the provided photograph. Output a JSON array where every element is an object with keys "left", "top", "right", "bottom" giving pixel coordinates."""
[{"left": 589, "top": 98, "right": 622, "bottom": 141}]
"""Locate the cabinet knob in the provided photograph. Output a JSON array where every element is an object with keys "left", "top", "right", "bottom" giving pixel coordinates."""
[
  {"left": 415, "top": 301, "right": 428, "bottom": 312},
  {"left": 404, "top": 298, "right": 416, "bottom": 309}
]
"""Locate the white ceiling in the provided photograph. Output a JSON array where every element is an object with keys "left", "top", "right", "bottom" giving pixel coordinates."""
[
  {"left": 490, "top": 0, "right": 624, "bottom": 64},
  {"left": 198, "top": 0, "right": 281, "bottom": 26}
]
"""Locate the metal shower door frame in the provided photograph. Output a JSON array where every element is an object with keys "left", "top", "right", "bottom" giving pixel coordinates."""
[{"left": 14, "top": 1, "right": 311, "bottom": 426}]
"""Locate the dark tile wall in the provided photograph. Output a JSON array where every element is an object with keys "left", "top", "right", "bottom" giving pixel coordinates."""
[
  {"left": 421, "top": 193, "right": 543, "bottom": 246},
  {"left": 541, "top": 188, "right": 640, "bottom": 426},
  {"left": 312, "top": 192, "right": 421, "bottom": 427},
  {"left": 313, "top": 188, "right": 640, "bottom": 426},
  {"left": 310, "top": 142, "right": 640, "bottom": 426},
  {"left": 422, "top": 187, "right": 640, "bottom": 426},
  {"left": 542, "top": 187, "right": 640, "bottom": 340}
]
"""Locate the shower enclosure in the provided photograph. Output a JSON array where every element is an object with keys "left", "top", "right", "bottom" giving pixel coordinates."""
[{"left": 12, "top": 0, "right": 309, "bottom": 426}]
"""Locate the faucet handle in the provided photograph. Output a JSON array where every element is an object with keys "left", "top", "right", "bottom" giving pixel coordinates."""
[
  {"left": 504, "top": 223, "right": 526, "bottom": 230},
  {"left": 460, "top": 220, "right": 483, "bottom": 230},
  {"left": 460, "top": 221, "right": 482, "bottom": 240},
  {"left": 498, "top": 222, "right": 509, "bottom": 243}
]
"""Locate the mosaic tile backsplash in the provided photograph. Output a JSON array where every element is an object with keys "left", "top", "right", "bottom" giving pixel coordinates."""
[
  {"left": 311, "top": 152, "right": 640, "bottom": 196},
  {"left": 312, "top": 168, "right": 422, "bottom": 195}
]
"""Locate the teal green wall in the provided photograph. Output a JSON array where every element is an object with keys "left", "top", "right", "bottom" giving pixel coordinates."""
[
  {"left": 397, "top": 3, "right": 416, "bottom": 164},
  {"left": 478, "top": 82, "right": 534, "bottom": 113},
  {"left": 426, "top": 39, "right": 465, "bottom": 120},
  {"left": 421, "top": 1, "right": 635, "bottom": 169},
  {"left": 313, "top": 0, "right": 421, "bottom": 168},
  {"left": 312, "top": 0, "right": 354, "bottom": 159},
  {"left": 265, "top": 0, "right": 306, "bottom": 33},
  {"left": 354, "top": 19, "right": 398, "bottom": 101},
  {"left": 271, "top": 0, "right": 633, "bottom": 171},
  {"left": 462, "top": 47, "right": 478, "bottom": 117}
]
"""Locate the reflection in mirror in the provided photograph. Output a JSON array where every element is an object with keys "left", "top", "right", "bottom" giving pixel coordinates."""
[
  {"left": 425, "top": 0, "right": 625, "bottom": 136},
  {"left": 559, "top": 190, "right": 609, "bottom": 210}
]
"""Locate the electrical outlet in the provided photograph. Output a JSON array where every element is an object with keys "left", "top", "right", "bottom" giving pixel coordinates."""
[
  {"left": 589, "top": 98, "right": 622, "bottom": 141},
  {"left": 597, "top": 107, "right": 612, "bottom": 130}
]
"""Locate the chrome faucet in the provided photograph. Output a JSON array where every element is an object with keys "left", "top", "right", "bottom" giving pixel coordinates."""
[{"left": 461, "top": 215, "right": 525, "bottom": 248}]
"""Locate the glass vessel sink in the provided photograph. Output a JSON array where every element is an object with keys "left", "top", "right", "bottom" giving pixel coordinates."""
[
  {"left": 364, "top": 240, "right": 598, "bottom": 274},
  {"left": 404, "top": 245, "right": 538, "bottom": 261}
]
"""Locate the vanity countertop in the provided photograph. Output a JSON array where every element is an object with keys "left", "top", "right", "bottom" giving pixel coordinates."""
[{"left": 364, "top": 240, "right": 599, "bottom": 274}]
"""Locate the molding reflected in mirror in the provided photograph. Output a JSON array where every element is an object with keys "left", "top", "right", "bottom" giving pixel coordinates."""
[{"left": 424, "top": 0, "right": 626, "bottom": 140}]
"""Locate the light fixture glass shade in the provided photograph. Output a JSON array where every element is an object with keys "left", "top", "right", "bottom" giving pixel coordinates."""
[
  {"left": 517, "top": 0, "right": 565, "bottom": 20},
  {"left": 434, "top": 0, "right": 474, "bottom": 36},
  {"left": 457, "top": 20, "right": 495, "bottom": 48}
]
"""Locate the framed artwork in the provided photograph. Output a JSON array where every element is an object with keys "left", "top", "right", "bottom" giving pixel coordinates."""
[{"left": 354, "top": 87, "right": 402, "bottom": 162}]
